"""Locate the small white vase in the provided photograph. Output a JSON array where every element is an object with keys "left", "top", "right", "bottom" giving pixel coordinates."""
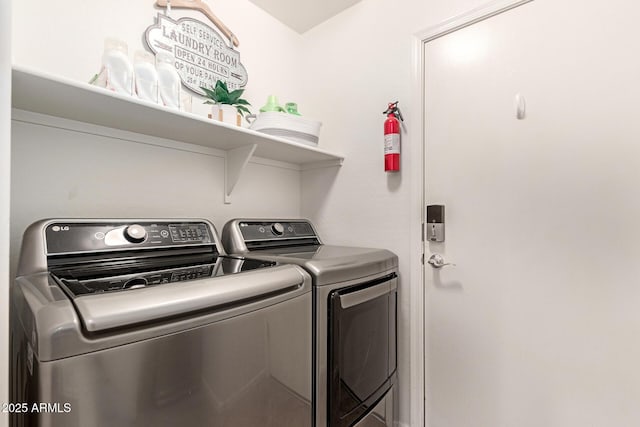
[{"left": 214, "top": 105, "right": 241, "bottom": 126}]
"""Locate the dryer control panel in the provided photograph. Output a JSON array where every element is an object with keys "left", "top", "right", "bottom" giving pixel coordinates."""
[
  {"left": 222, "top": 219, "right": 322, "bottom": 252},
  {"left": 239, "top": 221, "right": 316, "bottom": 241}
]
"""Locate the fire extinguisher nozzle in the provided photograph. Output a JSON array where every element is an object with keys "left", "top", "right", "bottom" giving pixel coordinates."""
[{"left": 383, "top": 101, "right": 403, "bottom": 121}]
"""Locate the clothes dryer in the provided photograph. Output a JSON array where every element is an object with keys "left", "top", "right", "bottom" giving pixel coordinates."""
[{"left": 222, "top": 219, "right": 398, "bottom": 427}]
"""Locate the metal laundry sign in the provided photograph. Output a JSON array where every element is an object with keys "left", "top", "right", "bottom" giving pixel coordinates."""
[{"left": 145, "top": 13, "right": 248, "bottom": 95}]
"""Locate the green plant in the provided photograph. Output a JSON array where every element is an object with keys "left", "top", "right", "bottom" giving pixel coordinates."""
[{"left": 201, "top": 80, "right": 251, "bottom": 117}]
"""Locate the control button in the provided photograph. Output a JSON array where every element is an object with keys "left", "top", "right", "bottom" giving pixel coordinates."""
[
  {"left": 124, "top": 224, "right": 147, "bottom": 243},
  {"left": 272, "top": 223, "right": 285, "bottom": 236},
  {"left": 160, "top": 230, "right": 169, "bottom": 238},
  {"left": 258, "top": 226, "right": 265, "bottom": 233},
  {"left": 287, "top": 226, "right": 294, "bottom": 233}
]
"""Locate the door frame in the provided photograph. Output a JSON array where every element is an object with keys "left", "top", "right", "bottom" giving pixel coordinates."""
[
  {"left": 408, "top": 1, "right": 534, "bottom": 425},
  {"left": 0, "top": 0, "right": 11, "bottom": 426}
]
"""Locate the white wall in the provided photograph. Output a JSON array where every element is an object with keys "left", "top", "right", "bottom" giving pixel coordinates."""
[
  {"left": 1, "top": 0, "right": 11, "bottom": 425},
  {"left": 10, "top": 114, "right": 302, "bottom": 275},
  {"left": 299, "top": 1, "right": 486, "bottom": 425}
]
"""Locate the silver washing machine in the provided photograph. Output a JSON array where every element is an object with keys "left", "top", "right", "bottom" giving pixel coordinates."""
[
  {"left": 10, "top": 219, "right": 312, "bottom": 427},
  {"left": 222, "top": 219, "right": 398, "bottom": 427}
]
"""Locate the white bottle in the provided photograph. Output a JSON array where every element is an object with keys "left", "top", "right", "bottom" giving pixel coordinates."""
[
  {"left": 134, "top": 51, "right": 158, "bottom": 103},
  {"left": 102, "top": 38, "right": 133, "bottom": 95},
  {"left": 156, "top": 52, "right": 181, "bottom": 109}
]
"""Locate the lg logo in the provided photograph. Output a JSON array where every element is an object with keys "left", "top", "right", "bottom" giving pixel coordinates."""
[{"left": 51, "top": 225, "right": 70, "bottom": 232}]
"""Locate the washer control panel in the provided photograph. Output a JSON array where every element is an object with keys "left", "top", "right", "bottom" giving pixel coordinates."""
[
  {"left": 45, "top": 221, "right": 213, "bottom": 255},
  {"left": 239, "top": 221, "right": 316, "bottom": 241}
]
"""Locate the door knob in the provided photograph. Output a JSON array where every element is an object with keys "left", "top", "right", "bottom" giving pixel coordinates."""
[{"left": 427, "top": 254, "right": 455, "bottom": 269}]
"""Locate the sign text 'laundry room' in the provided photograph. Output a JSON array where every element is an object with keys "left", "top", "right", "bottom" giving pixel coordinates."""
[{"left": 145, "top": 14, "right": 248, "bottom": 96}]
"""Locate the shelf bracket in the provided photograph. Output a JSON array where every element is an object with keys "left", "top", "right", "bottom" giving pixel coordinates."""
[{"left": 224, "top": 144, "right": 257, "bottom": 204}]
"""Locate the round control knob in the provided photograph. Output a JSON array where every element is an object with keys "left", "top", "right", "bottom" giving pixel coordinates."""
[
  {"left": 271, "top": 223, "right": 285, "bottom": 236},
  {"left": 124, "top": 224, "right": 147, "bottom": 243}
]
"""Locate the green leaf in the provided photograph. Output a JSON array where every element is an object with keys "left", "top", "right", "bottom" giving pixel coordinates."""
[
  {"left": 202, "top": 81, "right": 250, "bottom": 107},
  {"left": 227, "top": 88, "right": 245, "bottom": 103},
  {"left": 200, "top": 86, "right": 216, "bottom": 98},
  {"left": 215, "top": 86, "right": 229, "bottom": 103},
  {"left": 216, "top": 80, "right": 229, "bottom": 93},
  {"left": 200, "top": 87, "right": 221, "bottom": 104},
  {"left": 236, "top": 105, "right": 251, "bottom": 116}
]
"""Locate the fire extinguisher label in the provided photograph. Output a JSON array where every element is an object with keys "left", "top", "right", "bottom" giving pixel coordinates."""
[{"left": 384, "top": 134, "right": 400, "bottom": 154}]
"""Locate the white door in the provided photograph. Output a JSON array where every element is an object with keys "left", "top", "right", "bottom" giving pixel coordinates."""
[{"left": 424, "top": 1, "right": 640, "bottom": 426}]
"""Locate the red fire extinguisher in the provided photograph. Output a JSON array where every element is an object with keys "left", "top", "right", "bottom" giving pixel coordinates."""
[{"left": 383, "top": 101, "right": 403, "bottom": 172}]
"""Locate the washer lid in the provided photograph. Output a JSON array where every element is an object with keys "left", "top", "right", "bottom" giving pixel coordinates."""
[
  {"left": 12, "top": 263, "right": 311, "bottom": 361},
  {"left": 72, "top": 260, "right": 305, "bottom": 332}
]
